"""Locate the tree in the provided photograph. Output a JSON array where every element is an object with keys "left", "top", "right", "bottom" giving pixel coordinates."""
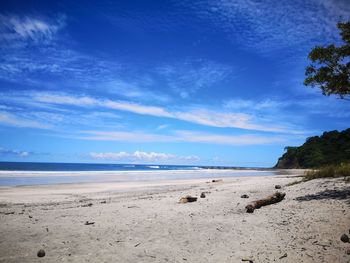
[{"left": 304, "top": 22, "right": 350, "bottom": 98}]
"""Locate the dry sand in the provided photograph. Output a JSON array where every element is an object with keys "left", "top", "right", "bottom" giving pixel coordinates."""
[{"left": 0, "top": 173, "right": 349, "bottom": 262}]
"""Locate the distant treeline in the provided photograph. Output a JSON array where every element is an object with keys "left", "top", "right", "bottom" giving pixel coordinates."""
[{"left": 275, "top": 128, "right": 350, "bottom": 168}]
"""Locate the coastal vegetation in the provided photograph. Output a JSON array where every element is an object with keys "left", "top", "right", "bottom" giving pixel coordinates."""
[
  {"left": 276, "top": 128, "right": 350, "bottom": 181},
  {"left": 275, "top": 128, "right": 350, "bottom": 169},
  {"left": 304, "top": 163, "right": 350, "bottom": 180}
]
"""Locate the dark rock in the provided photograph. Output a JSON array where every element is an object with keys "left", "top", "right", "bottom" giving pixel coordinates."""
[
  {"left": 200, "top": 192, "right": 206, "bottom": 198},
  {"left": 37, "top": 249, "right": 45, "bottom": 257},
  {"left": 241, "top": 194, "right": 249, "bottom": 199},
  {"left": 212, "top": 179, "right": 223, "bottom": 183},
  {"left": 100, "top": 200, "right": 107, "bottom": 204},
  {"left": 82, "top": 203, "right": 93, "bottom": 207},
  {"left": 346, "top": 248, "right": 350, "bottom": 255},
  {"left": 275, "top": 185, "right": 282, "bottom": 189},
  {"left": 341, "top": 234, "right": 349, "bottom": 243},
  {"left": 179, "top": 196, "right": 197, "bottom": 203}
]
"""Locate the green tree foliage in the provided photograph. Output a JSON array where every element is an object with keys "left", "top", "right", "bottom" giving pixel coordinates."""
[
  {"left": 275, "top": 128, "right": 350, "bottom": 168},
  {"left": 304, "top": 22, "right": 350, "bottom": 98}
]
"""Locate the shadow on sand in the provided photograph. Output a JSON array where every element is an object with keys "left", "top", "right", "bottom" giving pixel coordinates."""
[{"left": 295, "top": 187, "right": 350, "bottom": 205}]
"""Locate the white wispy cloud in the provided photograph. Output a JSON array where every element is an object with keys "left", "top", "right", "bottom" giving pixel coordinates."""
[
  {"left": 156, "top": 60, "right": 233, "bottom": 99},
  {"left": 174, "top": 130, "right": 285, "bottom": 145},
  {"left": 0, "top": 107, "right": 124, "bottom": 131},
  {"left": 224, "top": 96, "right": 350, "bottom": 119},
  {"left": 0, "top": 14, "right": 65, "bottom": 44},
  {"left": 89, "top": 150, "right": 199, "bottom": 163},
  {"left": 101, "top": 79, "right": 171, "bottom": 103},
  {"left": 0, "top": 147, "right": 29, "bottom": 157},
  {"left": 104, "top": 100, "right": 173, "bottom": 118},
  {"left": 0, "top": 111, "right": 50, "bottom": 129},
  {"left": 80, "top": 129, "right": 288, "bottom": 146},
  {"left": 223, "top": 98, "right": 284, "bottom": 111},
  {"left": 33, "top": 93, "right": 97, "bottom": 106},
  {"left": 156, "top": 124, "right": 170, "bottom": 130},
  {"left": 184, "top": 0, "right": 350, "bottom": 55},
  {"left": 81, "top": 130, "right": 175, "bottom": 143},
  {"left": 27, "top": 92, "right": 297, "bottom": 133}
]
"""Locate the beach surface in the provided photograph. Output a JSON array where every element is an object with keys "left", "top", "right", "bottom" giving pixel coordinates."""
[{"left": 0, "top": 171, "right": 349, "bottom": 262}]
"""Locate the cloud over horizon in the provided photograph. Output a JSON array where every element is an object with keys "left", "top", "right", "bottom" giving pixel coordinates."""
[{"left": 89, "top": 150, "right": 200, "bottom": 163}]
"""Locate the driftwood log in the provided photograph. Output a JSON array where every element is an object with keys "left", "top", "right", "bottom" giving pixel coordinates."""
[{"left": 245, "top": 192, "right": 286, "bottom": 213}]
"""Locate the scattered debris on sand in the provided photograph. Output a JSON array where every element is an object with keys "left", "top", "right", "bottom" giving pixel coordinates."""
[
  {"left": 179, "top": 196, "right": 197, "bottom": 203},
  {"left": 246, "top": 192, "right": 286, "bottom": 213},
  {"left": 279, "top": 253, "right": 287, "bottom": 259}
]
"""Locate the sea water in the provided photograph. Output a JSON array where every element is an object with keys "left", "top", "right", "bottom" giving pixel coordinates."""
[{"left": 0, "top": 162, "right": 279, "bottom": 186}]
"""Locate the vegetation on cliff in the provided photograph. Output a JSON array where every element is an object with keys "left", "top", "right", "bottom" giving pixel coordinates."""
[{"left": 275, "top": 128, "right": 350, "bottom": 169}]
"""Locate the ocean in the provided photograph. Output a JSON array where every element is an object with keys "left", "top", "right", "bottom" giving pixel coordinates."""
[{"left": 0, "top": 162, "right": 278, "bottom": 186}]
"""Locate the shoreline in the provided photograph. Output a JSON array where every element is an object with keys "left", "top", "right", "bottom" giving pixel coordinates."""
[
  {"left": 0, "top": 174, "right": 303, "bottom": 204},
  {"left": 0, "top": 169, "right": 305, "bottom": 188}
]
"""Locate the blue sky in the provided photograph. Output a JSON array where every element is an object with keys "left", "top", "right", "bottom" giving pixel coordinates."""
[{"left": 0, "top": 0, "right": 349, "bottom": 167}]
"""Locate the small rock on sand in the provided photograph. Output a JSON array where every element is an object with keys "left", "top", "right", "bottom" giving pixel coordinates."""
[
  {"left": 275, "top": 185, "right": 282, "bottom": 189},
  {"left": 37, "top": 249, "right": 45, "bottom": 257},
  {"left": 212, "top": 179, "right": 223, "bottom": 183},
  {"left": 341, "top": 234, "right": 349, "bottom": 243},
  {"left": 200, "top": 192, "right": 206, "bottom": 198},
  {"left": 241, "top": 194, "right": 249, "bottom": 198}
]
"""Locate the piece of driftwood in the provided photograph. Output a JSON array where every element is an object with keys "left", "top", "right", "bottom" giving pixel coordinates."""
[
  {"left": 245, "top": 192, "right": 286, "bottom": 213},
  {"left": 179, "top": 196, "right": 197, "bottom": 203}
]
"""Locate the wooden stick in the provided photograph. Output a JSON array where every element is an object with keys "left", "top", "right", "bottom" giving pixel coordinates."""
[{"left": 245, "top": 192, "right": 286, "bottom": 213}]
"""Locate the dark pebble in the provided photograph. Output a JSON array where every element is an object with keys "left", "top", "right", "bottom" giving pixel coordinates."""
[
  {"left": 341, "top": 234, "right": 349, "bottom": 243},
  {"left": 241, "top": 194, "right": 249, "bottom": 198},
  {"left": 37, "top": 249, "right": 45, "bottom": 257}
]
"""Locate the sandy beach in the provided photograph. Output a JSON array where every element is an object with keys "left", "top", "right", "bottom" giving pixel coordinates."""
[{"left": 0, "top": 172, "right": 349, "bottom": 262}]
